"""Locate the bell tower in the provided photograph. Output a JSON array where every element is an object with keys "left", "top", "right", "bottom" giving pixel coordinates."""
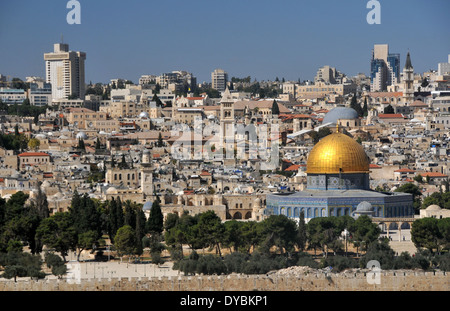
[
  {"left": 402, "top": 51, "right": 414, "bottom": 103},
  {"left": 220, "top": 87, "right": 235, "bottom": 143}
]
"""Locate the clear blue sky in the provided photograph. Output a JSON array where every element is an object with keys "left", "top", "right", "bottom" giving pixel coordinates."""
[{"left": 1, "top": 0, "right": 449, "bottom": 84}]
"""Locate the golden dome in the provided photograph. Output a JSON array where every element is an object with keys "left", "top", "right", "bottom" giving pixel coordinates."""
[{"left": 306, "top": 132, "right": 369, "bottom": 174}]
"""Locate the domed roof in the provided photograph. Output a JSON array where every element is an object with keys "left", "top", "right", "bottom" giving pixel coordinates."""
[
  {"left": 306, "top": 132, "right": 370, "bottom": 174},
  {"left": 76, "top": 132, "right": 88, "bottom": 140},
  {"left": 426, "top": 204, "right": 441, "bottom": 211},
  {"left": 323, "top": 107, "right": 359, "bottom": 124},
  {"left": 143, "top": 201, "right": 153, "bottom": 211},
  {"left": 356, "top": 201, "right": 373, "bottom": 212},
  {"left": 35, "top": 134, "right": 46, "bottom": 139},
  {"left": 139, "top": 111, "right": 149, "bottom": 118}
]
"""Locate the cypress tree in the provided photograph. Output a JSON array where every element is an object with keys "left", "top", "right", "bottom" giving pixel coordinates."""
[
  {"left": 297, "top": 211, "right": 307, "bottom": 252},
  {"left": 147, "top": 197, "right": 164, "bottom": 234},
  {"left": 271, "top": 100, "right": 280, "bottom": 116}
]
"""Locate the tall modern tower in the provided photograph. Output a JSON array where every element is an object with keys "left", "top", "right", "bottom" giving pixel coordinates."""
[
  {"left": 211, "top": 68, "right": 228, "bottom": 92},
  {"left": 370, "top": 44, "right": 400, "bottom": 92},
  {"left": 44, "top": 43, "right": 86, "bottom": 101}
]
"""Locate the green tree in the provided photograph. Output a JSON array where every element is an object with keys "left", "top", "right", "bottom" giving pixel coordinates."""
[
  {"left": 260, "top": 215, "right": 298, "bottom": 255},
  {"left": 157, "top": 132, "right": 163, "bottom": 147},
  {"left": 0, "top": 251, "right": 45, "bottom": 281},
  {"left": 437, "top": 218, "right": 450, "bottom": 252},
  {"left": 35, "top": 212, "right": 77, "bottom": 261},
  {"left": 194, "top": 210, "right": 225, "bottom": 257},
  {"left": 297, "top": 211, "right": 307, "bottom": 252},
  {"left": 114, "top": 225, "right": 137, "bottom": 259},
  {"left": 350, "top": 94, "right": 363, "bottom": 117},
  {"left": 395, "top": 183, "right": 422, "bottom": 214},
  {"left": 44, "top": 252, "right": 67, "bottom": 279},
  {"left": 306, "top": 217, "right": 342, "bottom": 258},
  {"left": 414, "top": 174, "right": 423, "bottom": 183},
  {"left": 239, "top": 221, "right": 262, "bottom": 254},
  {"left": 223, "top": 220, "right": 244, "bottom": 253},
  {"left": 422, "top": 191, "right": 450, "bottom": 210},
  {"left": 271, "top": 100, "right": 280, "bottom": 116},
  {"left": 77, "top": 138, "right": 85, "bottom": 152},
  {"left": 351, "top": 215, "right": 381, "bottom": 256},
  {"left": 359, "top": 239, "right": 395, "bottom": 269},
  {"left": 146, "top": 197, "right": 164, "bottom": 234},
  {"left": 107, "top": 197, "right": 124, "bottom": 243},
  {"left": 411, "top": 217, "right": 442, "bottom": 253},
  {"left": 27, "top": 138, "right": 41, "bottom": 151}
]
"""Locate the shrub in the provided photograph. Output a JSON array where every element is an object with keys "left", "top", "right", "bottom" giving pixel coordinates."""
[
  {"left": 296, "top": 252, "right": 319, "bottom": 269},
  {"left": 223, "top": 252, "right": 248, "bottom": 273},
  {"left": 320, "top": 255, "right": 358, "bottom": 272}
]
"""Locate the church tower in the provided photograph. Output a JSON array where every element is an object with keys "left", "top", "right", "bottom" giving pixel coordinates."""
[
  {"left": 402, "top": 51, "right": 414, "bottom": 103},
  {"left": 220, "top": 87, "right": 235, "bottom": 141}
]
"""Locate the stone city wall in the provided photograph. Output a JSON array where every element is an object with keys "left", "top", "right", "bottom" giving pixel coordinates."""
[{"left": 0, "top": 270, "right": 448, "bottom": 291}]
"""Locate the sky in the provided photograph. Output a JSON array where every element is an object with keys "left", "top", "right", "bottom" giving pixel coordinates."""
[{"left": 0, "top": 0, "right": 449, "bottom": 84}]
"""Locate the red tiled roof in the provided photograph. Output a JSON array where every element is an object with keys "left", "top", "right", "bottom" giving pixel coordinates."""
[
  {"left": 421, "top": 172, "right": 448, "bottom": 178},
  {"left": 378, "top": 114, "right": 404, "bottom": 118},
  {"left": 395, "top": 168, "right": 415, "bottom": 173},
  {"left": 368, "top": 92, "right": 403, "bottom": 97},
  {"left": 285, "top": 164, "right": 300, "bottom": 171},
  {"left": 370, "top": 164, "right": 382, "bottom": 169},
  {"left": 18, "top": 152, "right": 50, "bottom": 157}
]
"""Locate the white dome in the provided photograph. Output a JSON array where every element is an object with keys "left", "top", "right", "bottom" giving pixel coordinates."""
[
  {"left": 356, "top": 201, "right": 373, "bottom": 212},
  {"left": 76, "top": 132, "right": 88, "bottom": 140},
  {"left": 35, "top": 134, "right": 46, "bottom": 139},
  {"left": 426, "top": 204, "right": 441, "bottom": 211},
  {"left": 139, "top": 111, "right": 149, "bottom": 118}
]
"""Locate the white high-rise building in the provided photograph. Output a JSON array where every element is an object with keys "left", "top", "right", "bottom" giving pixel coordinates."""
[
  {"left": 44, "top": 43, "right": 86, "bottom": 101},
  {"left": 437, "top": 54, "right": 450, "bottom": 76},
  {"left": 211, "top": 68, "right": 228, "bottom": 92}
]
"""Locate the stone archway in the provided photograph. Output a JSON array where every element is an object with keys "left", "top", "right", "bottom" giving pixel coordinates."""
[
  {"left": 233, "top": 212, "right": 242, "bottom": 220},
  {"left": 244, "top": 211, "right": 252, "bottom": 219}
]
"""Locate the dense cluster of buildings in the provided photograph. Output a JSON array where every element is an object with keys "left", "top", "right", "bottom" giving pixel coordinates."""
[{"left": 1, "top": 43, "right": 449, "bottom": 226}]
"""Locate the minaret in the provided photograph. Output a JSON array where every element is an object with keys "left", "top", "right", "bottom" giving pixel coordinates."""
[
  {"left": 402, "top": 51, "right": 414, "bottom": 103},
  {"left": 141, "top": 149, "right": 153, "bottom": 197}
]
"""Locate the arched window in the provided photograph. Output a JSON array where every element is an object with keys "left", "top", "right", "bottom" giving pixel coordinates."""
[{"left": 233, "top": 212, "right": 242, "bottom": 220}]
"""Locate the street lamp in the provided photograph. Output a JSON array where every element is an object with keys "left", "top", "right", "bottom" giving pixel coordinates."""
[{"left": 342, "top": 229, "right": 349, "bottom": 257}]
